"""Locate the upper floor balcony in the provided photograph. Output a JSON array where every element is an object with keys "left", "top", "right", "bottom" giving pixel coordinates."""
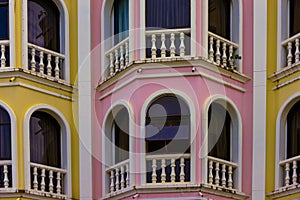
[{"left": 101, "top": 0, "right": 242, "bottom": 83}]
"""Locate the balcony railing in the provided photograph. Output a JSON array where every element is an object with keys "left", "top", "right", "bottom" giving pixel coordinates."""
[
  {"left": 0, "top": 160, "right": 12, "bottom": 189},
  {"left": 207, "top": 156, "right": 238, "bottom": 191},
  {"left": 0, "top": 40, "right": 9, "bottom": 68},
  {"left": 106, "top": 159, "right": 130, "bottom": 194},
  {"left": 29, "top": 162, "right": 67, "bottom": 199},
  {"left": 146, "top": 153, "right": 190, "bottom": 184},
  {"left": 27, "top": 43, "right": 66, "bottom": 82},
  {"left": 145, "top": 28, "right": 191, "bottom": 60},
  {"left": 279, "top": 155, "right": 300, "bottom": 189},
  {"left": 282, "top": 33, "right": 300, "bottom": 68},
  {"left": 208, "top": 32, "right": 239, "bottom": 70}
]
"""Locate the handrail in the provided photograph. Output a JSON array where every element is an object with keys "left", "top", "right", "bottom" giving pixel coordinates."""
[
  {"left": 146, "top": 153, "right": 190, "bottom": 160},
  {"left": 28, "top": 43, "right": 65, "bottom": 59},
  {"left": 0, "top": 160, "right": 12, "bottom": 165},
  {"left": 281, "top": 32, "right": 300, "bottom": 46},
  {"left": 208, "top": 31, "right": 239, "bottom": 49},
  {"left": 207, "top": 156, "right": 238, "bottom": 168},
  {"left": 0, "top": 40, "right": 9, "bottom": 45},
  {"left": 30, "top": 162, "right": 67, "bottom": 174},
  {"left": 145, "top": 28, "right": 191, "bottom": 35},
  {"left": 105, "top": 37, "right": 129, "bottom": 56},
  {"left": 279, "top": 155, "right": 300, "bottom": 165},
  {"left": 106, "top": 159, "right": 129, "bottom": 172}
]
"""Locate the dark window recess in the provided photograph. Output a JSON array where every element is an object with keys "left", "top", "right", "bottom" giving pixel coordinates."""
[
  {"left": 30, "top": 111, "right": 61, "bottom": 168},
  {"left": 208, "top": 102, "right": 231, "bottom": 161},
  {"left": 208, "top": 0, "right": 231, "bottom": 40},
  {"left": 290, "top": 0, "right": 300, "bottom": 37},
  {"left": 113, "top": 0, "right": 129, "bottom": 44},
  {"left": 0, "top": 0, "right": 9, "bottom": 39},
  {"left": 0, "top": 106, "right": 11, "bottom": 160},
  {"left": 287, "top": 100, "right": 300, "bottom": 159},
  {"left": 146, "top": 0, "right": 190, "bottom": 29},
  {"left": 28, "top": 0, "right": 60, "bottom": 52}
]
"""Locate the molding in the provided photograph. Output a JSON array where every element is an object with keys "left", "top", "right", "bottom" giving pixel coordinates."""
[
  {"left": 268, "top": 64, "right": 300, "bottom": 82},
  {"left": 267, "top": 186, "right": 300, "bottom": 199},
  {"left": 23, "top": 104, "right": 72, "bottom": 199},
  {"left": 272, "top": 76, "right": 300, "bottom": 90}
]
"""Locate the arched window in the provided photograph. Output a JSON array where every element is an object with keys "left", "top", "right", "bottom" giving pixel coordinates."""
[
  {"left": 112, "top": 0, "right": 129, "bottom": 44},
  {"left": 208, "top": 0, "right": 231, "bottom": 40},
  {"left": 289, "top": 0, "right": 300, "bottom": 37},
  {"left": 146, "top": 0, "right": 190, "bottom": 29},
  {"left": 286, "top": 100, "right": 300, "bottom": 159},
  {"left": 28, "top": 0, "right": 60, "bottom": 52},
  {"left": 0, "top": 0, "right": 9, "bottom": 40}
]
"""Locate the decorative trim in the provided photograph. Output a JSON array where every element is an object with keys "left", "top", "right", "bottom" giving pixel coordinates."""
[
  {"left": 272, "top": 76, "right": 300, "bottom": 90},
  {"left": 268, "top": 63, "right": 300, "bottom": 82},
  {"left": 267, "top": 186, "right": 300, "bottom": 199}
]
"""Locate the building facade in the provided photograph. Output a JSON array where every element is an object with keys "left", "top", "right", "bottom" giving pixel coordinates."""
[
  {"left": 91, "top": 0, "right": 254, "bottom": 199},
  {"left": 0, "top": 0, "right": 80, "bottom": 199}
]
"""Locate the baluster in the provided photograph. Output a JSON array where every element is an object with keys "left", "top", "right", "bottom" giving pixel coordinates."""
[
  {"left": 33, "top": 167, "right": 38, "bottom": 191},
  {"left": 56, "top": 172, "right": 61, "bottom": 195},
  {"left": 152, "top": 159, "right": 157, "bottom": 183},
  {"left": 31, "top": 48, "right": 36, "bottom": 72},
  {"left": 285, "top": 163, "right": 290, "bottom": 186},
  {"left": 151, "top": 34, "right": 157, "bottom": 59},
  {"left": 47, "top": 54, "right": 52, "bottom": 76},
  {"left": 161, "top": 34, "right": 166, "bottom": 58},
  {"left": 209, "top": 36, "right": 214, "bottom": 62},
  {"left": 221, "top": 164, "right": 226, "bottom": 187},
  {"left": 114, "top": 49, "right": 119, "bottom": 72},
  {"left": 1, "top": 45, "right": 6, "bottom": 67},
  {"left": 120, "top": 166, "right": 125, "bottom": 190},
  {"left": 115, "top": 168, "right": 120, "bottom": 191},
  {"left": 120, "top": 45, "right": 125, "bottom": 70},
  {"left": 54, "top": 56, "right": 60, "bottom": 80},
  {"left": 292, "top": 161, "right": 297, "bottom": 185},
  {"left": 179, "top": 32, "right": 185, "bottom": 57},
  {"left": 295, "top": 39, "right": 300, "bottom": 63},
  {"left": 49, "top": 170, "right": 54, "bottom": 193},
  {"left": 170, "top": 33, "right": 176, "bottom": 57},
  {"left": 109, "top": 53, "right": 115, "bottom": 76},
  {"left": 170, "top": 159, "right": 176, "bottom": 183},
  {"left": 110, "top": 171, "right": 115, "bottom": 193},
  {"left": 208, "top": 160, "right": 213, "bottom": 185},
  {"left": 39, "top": 51, "right": 44, "bottom": 76},
  {"left": 180, "top": 157, "right": 185, "bottom": 182},
  {"left": 125, "top": 42, "right": 129, "bottom": 67},
  {"left": 215, "top": 162, "right": 220, "bottom": 186},
  {"left": 41, "top": 169, "right": 46, "bottom": 192},
  {"left": 161, "top": 159, "right": 166, "bottom": 183},
  {"left": 215, "top": 40, "right": 221, "bottom": 65},
  {"left": 222, "top": 43, "right": 227, "bottom": 67},
  {"left": 3, "top": 165, "right": 9, "bottom": 188},
  {"left": 126, "top": 164, "right": 129, "bottom": 187},
  {"left": 287, "top": 42, "right": 293, "bottom": 67},
  {"left": 228, "top": 45, "right": 234, "bottom": 67},
  {"left": 228, "top": 166, "right": 233, "bottom": 189}
]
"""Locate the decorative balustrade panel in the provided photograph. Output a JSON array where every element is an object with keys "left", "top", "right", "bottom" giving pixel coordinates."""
[
  {"left": 145, "top": 29, "right": 191, "bottom": 59},
  {"left": 146, "top": 154, "right": 190, "bottom": 184},
  {"left": 208, "top": 32, "right": 239, "bottom": 70},
  {"left": 104, "top": 38, "right": 129, "bottom": 79},
  {"left": 279, "top": 155, "right": 300, "bottom": 188},
  {"left": 28, "top": 43, "right": 65, "bottom": 81},
  {"left": 0, "top": 40, "right": 10, "bottom": 68},
  {"left": 282, "top": 33, "right": 300, "bottom": 68},
  {"left": 0, "top": 161, "right": 12, "bottom": 189},
  {"left": 29, "top": 163, "right": 67, "bottom": 198},
  {"left": 106, "top": 160, "right": 129, "bottom": 194},
  {"left": 207, "top": 156, "right": 237, "bottom": 190}
]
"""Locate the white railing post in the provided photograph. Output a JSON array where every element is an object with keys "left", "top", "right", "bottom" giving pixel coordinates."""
[
  {"left": 292, "top": 161, "right": 297, "bottom": 185},
  {"left": 151, "top": 34, "right": 157, "bottom": 59},
  {"left": 54, "top": 56, "right": 60, "bottom": 80},
  {"left": 33, "top": 167, "right": 38, "bottom": 191},
  {"left": 209, "top": 36, "right": 214, "bottom": 62},
  {"left": 228, "top": 166, "right": 233, "bottom": 189},
  {"left": 161, "top": 34, "right": 166, "bottom": 58},
  {"left": 208, "top": 160, "right": 213, "bottom": 185},
  {"left": 120, "top": 166, "right": 125, "bottom": 190},
  {"left": 110, "top": 171, "right": 115, "bottom": 193},
  {"left": 180, "top": 32, "right": 185, "bottom": 56},
  {"left": 115, "top": 168, "right": 120, "bottom": 191},
  {"left": 41, "top": 168, "right": 46, "bottom": 192},
  {"left": 287, "top": 42, "right": 293, "bottom": 67},
  {"left": 56, "top": 172, "right": 61, "bottom": 195},
  {"left": 170, "top": 33, "right": 176, "bottom": 57},
  {"left": 126, "top": 163, "right": 129, "bottom": 187},
  {"left": 170, "top": 159, "right": 176, "bottom": 183},
  {"left": 295, "top": 39, "right": 300, "bottom": 63},
  {"left": 215, "top": 40, "right": 221, "bottom": 65},
  {"left": 120, "top": 45, "right": 125, "bottom": 70},
  {"left": 31, "top": 48, "right": 36, "bottom": 72},
  {"left": 109, "top": 52, "right": 115, "bottom": 76},
  {"left": 125, "top": 42, "right": 129, "bottom": 67},
  {"left": 221, "top": 164, "right": 226, "bottom": 187},
  {"left": 1, "top": 45, "right": 6, "bottom": 67},
  {"left": 49, "top": 170, "right": 54, "bottom": 193},
  {"left": 222, "top": 43, "right": 227, "bottom": 67},
  {"left": 180, "top": 157, "right": 185, "bottom": 182},
  {"left": 152, "top": 159, "right": 157, "bottom": 183},
  {"left": 3, "top": 165, "right": 9, "bottom": 188},
  {"left": 39, "top": 51, "right": 44, "bottom": 76},
  {"left": 285, "top": 163, "right": 290, "bottom": 186},
  {"left": 47, "top": 54, "right": 52, "bottom": 76},
  {"left": 161, "top": 159, "right": 166, "bottom": 183}
]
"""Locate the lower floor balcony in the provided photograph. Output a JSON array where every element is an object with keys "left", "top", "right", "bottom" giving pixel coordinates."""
[{"left": 0, "top": 160, "right": 12, "bottom": 190}]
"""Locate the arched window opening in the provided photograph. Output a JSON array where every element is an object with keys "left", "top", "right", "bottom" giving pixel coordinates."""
[
  {"left": 112, "top": 0, "right": 129, "bottom": 44},
  {"left": 145, "top": 95, "right": 191, "bottom": 184},
  {"left": 28, "top": 0, "right": 60, "bottom": 52},
  {"left": 286, "top": 100, "right": 300, "bottom": 158},
  {"left": 289, "top": 0, "right": 300, "bottom": 37}
]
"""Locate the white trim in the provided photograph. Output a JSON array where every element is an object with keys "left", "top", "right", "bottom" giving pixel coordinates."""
[
  {"left": 0, "top": 101, "right": 17, "bottom": 189},
  {"left": 275, "top": 92, "right": 300, "bottom": 189},
  {"left": 190, "top": 0, "right": 196, "bottom": 57},
  {"left": 8, "top": 0, "right": 15, "bottom": 67},
  {"left": 139, "top": 89, "right": 197, "bottom": 184},
  {"left": 22, "top": 0, "right": 70, "bottom": 83},
  {"left": 202, "top": 0, "right": 208, "bottom": 58},
  {"left": 23, "top": 104, "right": 72, "bottom": 199},
  {"left": 102, "top": 100, "right": 135, "bottom": 196},
  {"left": 140, "top": 0, "right": 146, "bottom": 59},
  {"left": 202, "top": 95, "right": 243, "bottom": 191}
]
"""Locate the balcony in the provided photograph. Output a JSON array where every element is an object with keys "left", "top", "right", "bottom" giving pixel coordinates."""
[
  {"left": 28, "top": 162, "right": 67, "bottom": 199},
  {"left": 0, "top": 160, "right": 12, "bottom": 190},
  {"left": 282, "top": 33, "right": 300, "bottom": 68},
  {"left": 278, "top": 155, "right": 300, "bottom": 191},
  {"left": 0, "top": 40, "right": 10, "bottom": 68}
]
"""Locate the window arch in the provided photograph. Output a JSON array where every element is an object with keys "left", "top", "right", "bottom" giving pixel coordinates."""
[{"left": 0, "top": 106, "right": 11, "bottom": 161}]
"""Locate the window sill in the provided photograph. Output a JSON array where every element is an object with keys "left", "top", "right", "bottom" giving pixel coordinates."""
[
  {"left": 269, "top": 62, "right": 300, "bottom": 82},
  {"left": 268, "top": 184, "right": 300, "bottom": 199}
]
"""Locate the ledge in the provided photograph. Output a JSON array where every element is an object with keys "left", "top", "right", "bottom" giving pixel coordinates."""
[
  {"left": 267, "top": 184, "right": 300, "bottom": 199},
  {"left": 268, "top": 63, "right": 300, "bottom": 82}
]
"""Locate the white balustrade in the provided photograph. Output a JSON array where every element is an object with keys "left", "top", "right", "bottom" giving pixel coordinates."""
[
  {"left": 29, "top": 162, "right": 67, "bottom": 198},
  {"left": 105, "top": 38, "right": 129, "bottom": 79},
  {"left": 28, "top": 43, "right": 65, "bottom": 81},
  {"left": 279, "top": 155, "right": 300, "bottom": 189},
  {"left": 0, "top": 160, "right": 12, "bottom": 189},
  {"left": 0, "top": 40, "right": 9, "bottom": 68},
  {"left": 146, "top": 154, "right": 190, "bottom": 184},
  {"left": 106, "top": 159, "right": 130, "bottom": 194},
  {"left": 207, "top": 156, "right": 238, "bottom": 190},
  {"left": 145, "top": 28, "right": 190, "bottom": 59},
  {"left": 208, "top": 32, "right": 239, "bottom": 70},
  {"left": 282, "top": 33, "right": 300, "bottom": 67}
]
